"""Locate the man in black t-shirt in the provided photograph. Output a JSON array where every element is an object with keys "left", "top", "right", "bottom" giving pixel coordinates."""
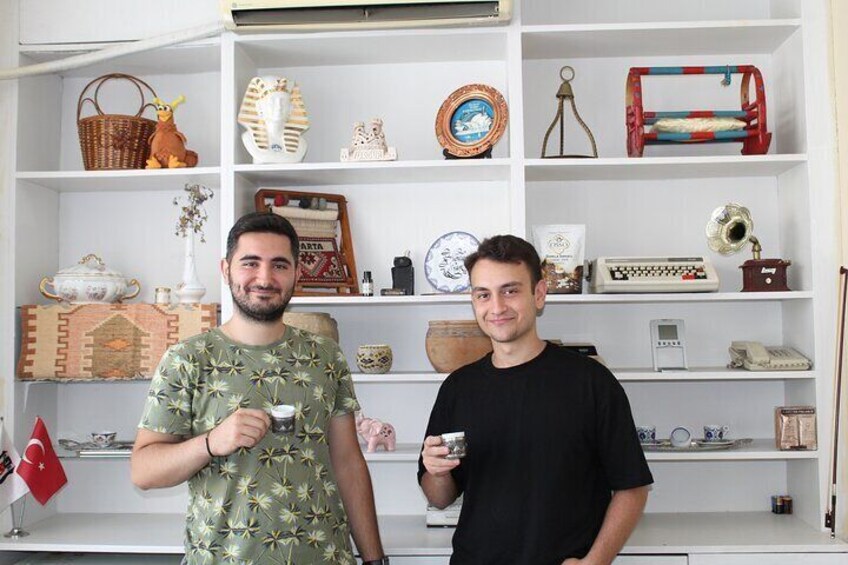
[{"left": 418, "top": 235, "right": 653, "bottom": 565}]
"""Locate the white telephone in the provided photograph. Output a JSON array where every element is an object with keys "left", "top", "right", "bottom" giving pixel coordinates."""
[{"left": 728, "top": 341, "right": 811, "bottom": 371}]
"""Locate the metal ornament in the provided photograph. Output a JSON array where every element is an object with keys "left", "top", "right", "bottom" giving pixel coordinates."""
[{"left": 541, "top": 66, "right": 598, "bottom": 159}]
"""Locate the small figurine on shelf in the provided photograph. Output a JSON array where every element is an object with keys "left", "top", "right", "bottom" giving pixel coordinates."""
[
  {"left": 238, "top": 76, "right": 309, "bottom": 164},
  {"left": 145, "top": 95, "right": 198, "bottom": 169},
  {"left": 173, "top": 183, "right": 213, "bottom": 304},
  {"left": 355, "top": 412, "right": 396, "bottom": 452},
  {"left": 340, "top": 117, "right": 397, "bottom": 162}
]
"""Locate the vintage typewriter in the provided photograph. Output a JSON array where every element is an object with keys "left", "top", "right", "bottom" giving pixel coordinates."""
[{"left": 589, "top": 256, "right": 720, "bottom": 293}]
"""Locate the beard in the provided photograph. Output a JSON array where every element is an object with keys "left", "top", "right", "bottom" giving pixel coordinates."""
[{"left": 229, "top": 281, "right": 293, "bottom": 323}]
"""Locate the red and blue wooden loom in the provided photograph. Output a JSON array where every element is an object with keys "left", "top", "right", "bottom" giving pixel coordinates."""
[{"left": 626, "top": 65, "right": 771, "bottom": 157}]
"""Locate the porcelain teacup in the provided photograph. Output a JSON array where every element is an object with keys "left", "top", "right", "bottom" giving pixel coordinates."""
[
  {"left": 636, "top": 425, "right": 656, "bottom": 444},
  {"left": 703, "top": 424, "right": 730, "bottom": 442},
  {"left": 669, "top": 426, "right": 692, "bottom": 448}
]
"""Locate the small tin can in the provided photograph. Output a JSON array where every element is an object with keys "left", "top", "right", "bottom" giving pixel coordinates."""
[
  {"left": 154, "top": 287, "right": 171, "bottom": 305},
  {"left": 771, "top": 495, "right": 793, "bottom": 514}
]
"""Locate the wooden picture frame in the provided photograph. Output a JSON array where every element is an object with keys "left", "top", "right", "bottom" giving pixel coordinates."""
[
  {"left": 255, "top": 189, "right": 360, "bottom": 295},
  {"left": 435, "top": 83, "right": 508, "bottom": 158}
]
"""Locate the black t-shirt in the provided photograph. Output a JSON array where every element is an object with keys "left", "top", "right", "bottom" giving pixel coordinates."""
[{"left": 417, "top": 343, "right": 654, "bottom": 565}]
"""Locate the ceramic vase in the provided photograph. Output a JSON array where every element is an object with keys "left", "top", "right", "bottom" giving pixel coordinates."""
[
  {"left": 283, "top": 312, "right": 340, "bottom": 342},
  {"left": 175, "top": 231, "right": 205, "bottom": 304},
  {"left": 425, "top": 320, "right": 493, "bottom": 373}
]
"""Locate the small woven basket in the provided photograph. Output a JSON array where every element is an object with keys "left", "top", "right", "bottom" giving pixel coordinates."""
[{"left": 77, "top": 73, "right": 157, "bottom": 170}]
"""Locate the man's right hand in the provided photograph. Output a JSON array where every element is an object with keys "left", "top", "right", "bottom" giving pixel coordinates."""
[
  {"left": 421, "top": 435, "right": 460, "bottom": 476},
  {"left": 207, "top": 408, "right": 271, "bottom": 457}
]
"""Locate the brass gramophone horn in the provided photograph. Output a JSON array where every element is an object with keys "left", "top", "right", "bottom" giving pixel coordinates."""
[{"left": 705, "top": 203, "right": 761, "bottom": 259}]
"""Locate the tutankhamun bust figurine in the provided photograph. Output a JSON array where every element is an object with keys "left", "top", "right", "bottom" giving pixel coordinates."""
[{"left": 238, "top": 76, "right": 309, "bottom": 164}]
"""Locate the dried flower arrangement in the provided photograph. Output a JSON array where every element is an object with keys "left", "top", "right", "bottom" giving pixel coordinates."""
[{"left": 173, "top": 183, "right": 213, "bottom": 242}]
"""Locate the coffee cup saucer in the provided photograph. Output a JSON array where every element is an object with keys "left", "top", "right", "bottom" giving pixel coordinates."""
[
  {"left": 693, "top": 438, "right": 734, "bottom": 447},
  {"left": 639, "top": 439, "right": 662, "bottom": 446}
]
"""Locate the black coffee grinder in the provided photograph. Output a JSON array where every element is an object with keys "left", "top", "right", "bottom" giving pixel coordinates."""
[{"left": 391, "top": 253, "right": 414, "bottom": 295}]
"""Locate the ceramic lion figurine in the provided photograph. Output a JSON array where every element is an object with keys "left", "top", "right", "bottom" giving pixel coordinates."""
[{"left": 237, "top": 76, "right": 309, "bottom": 164}]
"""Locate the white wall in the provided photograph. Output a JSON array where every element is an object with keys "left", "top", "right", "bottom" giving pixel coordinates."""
[{"left": 18, "top": 0, "right": 218, "bottom": 45}]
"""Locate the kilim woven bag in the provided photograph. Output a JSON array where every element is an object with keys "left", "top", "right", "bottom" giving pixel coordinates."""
[{"left": 77, "top": 73, "right": 158, "bottom": 170}]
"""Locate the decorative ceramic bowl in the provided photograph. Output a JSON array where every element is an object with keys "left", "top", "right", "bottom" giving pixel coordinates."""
[
  {"left": 40, "top": 254, "right": 140, "bottom": 304},
  {"left": 91, "top": 431, "right": 117, "bottom": 448},
  {"left": 356, "top": 344, "right": 393, "bottom": 374}
]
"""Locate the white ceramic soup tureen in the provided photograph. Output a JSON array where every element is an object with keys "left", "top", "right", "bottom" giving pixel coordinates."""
[{"left": 39, "top": 254, "right": 141, "bottom": 304}]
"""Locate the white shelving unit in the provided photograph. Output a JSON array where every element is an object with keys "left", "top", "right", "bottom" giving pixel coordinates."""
[{"left": 1, "top": 0, "right": 846, "bottom": 562}]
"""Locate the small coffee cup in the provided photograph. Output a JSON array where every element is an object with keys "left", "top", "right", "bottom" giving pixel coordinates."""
[
  {"left": 703, "top": 424, "right": 729, "bottom": 442},
  {"left": 91, "top": 431, "right": 116, "bottom": 448},
  {"left": 441, "top": 431, "right": 467, "bottom": 460},
  {"left": 636, "top": 425, "right": 656, "bottom": 444},
  {"left": 669, "top": 426, "right": 692, "bottom": 448},
  {"left": 269, "top": 405, "right": 296, "bottom": 435}
]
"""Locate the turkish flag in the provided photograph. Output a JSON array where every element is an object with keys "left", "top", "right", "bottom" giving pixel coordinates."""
[{"left": 15, "top": 417, "right": 67, "bottom": 505}]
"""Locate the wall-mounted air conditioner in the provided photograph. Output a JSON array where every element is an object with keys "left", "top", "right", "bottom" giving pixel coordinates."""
[{"left": 222, "top": 0, "right": 512, "bottom": 31}]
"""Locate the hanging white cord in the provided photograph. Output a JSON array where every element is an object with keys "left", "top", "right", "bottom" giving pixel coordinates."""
[{"left": 0, "top": 21, "right": 226, "bottom": 81}]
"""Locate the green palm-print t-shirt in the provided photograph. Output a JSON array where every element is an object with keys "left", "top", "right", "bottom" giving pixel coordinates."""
[{"left": 139, "top": 326, "right": 361, "bottom": 565}]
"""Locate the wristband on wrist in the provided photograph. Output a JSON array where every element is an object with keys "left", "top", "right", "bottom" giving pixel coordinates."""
[{"left": 205, "top": 432, "right": 215, "bottom": 458}]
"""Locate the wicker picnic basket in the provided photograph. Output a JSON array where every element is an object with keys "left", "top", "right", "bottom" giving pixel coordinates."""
[{"left": 77, "top": 73, "right": 158, "bottom": 170}]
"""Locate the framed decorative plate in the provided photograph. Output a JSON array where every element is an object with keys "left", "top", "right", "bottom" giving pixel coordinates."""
[
  {"left": 435, "top": 84, "right": 508, "bottom": 158},
  {"left": 425, "top": 231, "right": 481, "bottom": 293}
]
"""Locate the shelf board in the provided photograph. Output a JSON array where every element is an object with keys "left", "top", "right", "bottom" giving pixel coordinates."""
[
  {"left": 353, "top": 372, "right": 448, "bottom": 384},
  {"left": 18, "top": 39, "right": 221, "bottom": 77},
  {"left": 526, "top": 155, "right": 807, "bottom": 182},
  {"left": 644, "top": 439, "right": 818, "bottom": 461},
  {"left": 2, "top": 512, "right": 844, "bottom": 555},
  {"left": 22, "top": 367, "right": 808, "bottom": 388},
  {"left": 363, "top": 440, "right": 816, "bottom": 463},
  {"left": 522, "top": 19, "right": 801, "bottom": 59},
  {"left": 290, "top": 293, "right": 471, "bottom": 306},
  {"left": 290, "top": 291, "right": 810, "bottom": 306},
  {"left": 235, "top": 159, "right": 511, "bottom": 186},
  {"left": 352, "top": 368, "right": 813, "bottom": 384},
  {"left": 615, "top": 367, "right": 814, "bottom": 381},
  {"left": 234, "top": 28, "right": 507, "bottom": 67},
  {"left": 16, "top": 167, "right": 221, "bottom": 192},
  {"left": 544, "top": 291, "right": 812, "bottom": 304}
]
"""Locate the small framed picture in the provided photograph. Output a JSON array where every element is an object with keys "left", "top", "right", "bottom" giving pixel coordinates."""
[{"left": 435, "top": 84, "right": 508, "bottom": 158}]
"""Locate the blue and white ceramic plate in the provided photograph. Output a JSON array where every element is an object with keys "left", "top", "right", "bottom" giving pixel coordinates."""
[{"left": 424, "top": 231, "right": 480, "bottom": 293}]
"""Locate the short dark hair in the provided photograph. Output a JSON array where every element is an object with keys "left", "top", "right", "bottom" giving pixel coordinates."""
[
  {"left": 226, "top": 212, "right": 299, "bottom": 264},
  {"left": 464, "top": 235, "right": 542, "bottom": 286}
]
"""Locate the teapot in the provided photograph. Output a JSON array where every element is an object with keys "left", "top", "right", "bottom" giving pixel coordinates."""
[{"left": 39, "top": 254, "right": 141, "bottom": 304}]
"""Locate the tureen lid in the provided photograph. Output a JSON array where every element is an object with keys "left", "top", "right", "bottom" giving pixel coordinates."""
[{"left": 55, "top": 254, "right": 128, "bottom": 280}]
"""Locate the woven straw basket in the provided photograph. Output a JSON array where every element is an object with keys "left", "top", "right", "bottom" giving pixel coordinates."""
[{"left": 77, "top": 73, "right": 158, "bottom": 170}]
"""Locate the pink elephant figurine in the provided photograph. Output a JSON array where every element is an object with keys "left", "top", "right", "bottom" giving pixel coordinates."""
[{"left": 355, "top": 412, "right": 396, "bottom": 452}]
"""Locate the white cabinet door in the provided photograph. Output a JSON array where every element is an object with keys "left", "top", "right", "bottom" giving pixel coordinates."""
[
  {"left": 691, "top": 554, "right": 848, "bottom": 565},
  {"left": 616, "top": 556, "right": 687, "bottom": 564}
]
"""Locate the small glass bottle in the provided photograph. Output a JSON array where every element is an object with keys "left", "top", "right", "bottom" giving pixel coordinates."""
[{"left": 361, "top": 271, "right": 373, "bottom": 296}]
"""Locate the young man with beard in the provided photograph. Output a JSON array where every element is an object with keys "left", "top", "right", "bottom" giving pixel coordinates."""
[
  {"left": 418, "top": 235, "right": 653, "bottom": 565},
  {"left": 132, "top": 212, "right": 388, "bottom": 565}
]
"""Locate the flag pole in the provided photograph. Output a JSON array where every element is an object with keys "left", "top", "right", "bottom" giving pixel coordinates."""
[{"left": 4, "top": 494, "right": 29, "bottom": 538}]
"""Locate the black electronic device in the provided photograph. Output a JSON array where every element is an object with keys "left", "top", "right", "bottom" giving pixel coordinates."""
[{"left": 392, "top": 254, "right": 414, "bottom": 295}]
